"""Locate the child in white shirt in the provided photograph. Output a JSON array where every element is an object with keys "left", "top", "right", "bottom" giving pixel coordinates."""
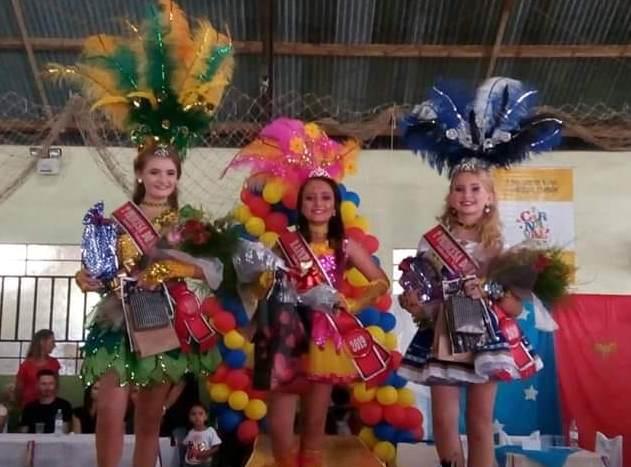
[{"left": 183, "top": 404, "right": 221, "bottom": 467}]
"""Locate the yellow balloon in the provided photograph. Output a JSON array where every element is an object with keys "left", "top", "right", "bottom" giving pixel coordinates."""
[
  {"left": 244, "top": 341, "right": 255, "bottom": 368},
  {"left": 376, "top": 386, "right": 398, "bottom": 406},
  {"left": 397, "top": 387, "right": 416, "bottom": 407},
  {"left": 340, "top": 201, "right": 358, "bottom": 224},
  {"left": 358, "top": 427, "right": 378, "bottom": 448},
  {"left": 367, "top": 326, "right": 385, "bottom": 345},
  {"left": 348, "top": 215, "right": 369, "bottom": 231},
  {"left": 346, "top": 267, "right": 369, "bottom": 287},
  {"left": 353, "top": 382, "right": 376, "bottom": 403},
  {"left": 244, "top": 399, "right": 268, "bottom": 420},
  {"left": 260, "top": 231, "right": 279, "bottom": 248},
  {"left": 262, "top": 180, "right": 285, "bottom": 204},
  {"left": 224, "top": 330, "right": 245, "bottom": 350},
  {"left": 384, "top": 332, "right": 398, "bottom": 351},
  {"left": 373, "top": 441, "right": 396, "bottom": 462},
  {"left": 234, "top": 204, "right": 252, "bottom": 223},
  {"left": 209, "top": 383, "right": 230, "bottom": 403},
  {"left": 228, "top": 390, "right": 250, "bottom": 411},
  {"left": 245, "top": 217, "right": 266, "bottom": 237}
]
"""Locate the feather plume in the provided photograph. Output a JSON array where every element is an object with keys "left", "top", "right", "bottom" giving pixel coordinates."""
[
  {"left": 179, "top": 21, "right": 234, "bottom": 107},
  {"left": 401, "top": 76, "right": 563, "bottom": 176},
  {"left": 160, "top": 0, "right": 195, "bottom": 91}
]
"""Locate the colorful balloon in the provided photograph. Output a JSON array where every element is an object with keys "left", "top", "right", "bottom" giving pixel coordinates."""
[{"left": 228, "top": 390, "right": 250, "bottom": 411}]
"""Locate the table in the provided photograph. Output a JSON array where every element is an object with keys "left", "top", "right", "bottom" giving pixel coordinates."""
[
  {"left": 0, "top": 433, "right": 178, "bottom": 467},
  {"left": 506, "top": 449, "right": 606, "bottom": 467}
]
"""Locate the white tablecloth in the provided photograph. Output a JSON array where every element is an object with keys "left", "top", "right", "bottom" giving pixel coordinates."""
[
  {"left": 505, "top": 450, "right": 605, "bottom": 467},
  {"left": 0, "top": 433, "right": 178, "bottom": 467}
]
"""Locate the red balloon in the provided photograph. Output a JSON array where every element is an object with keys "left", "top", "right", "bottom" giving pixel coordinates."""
[
  {"left": 201, "top": 297, "right": 222, "bottom": 317},
  {"left": 412, "top": 426, "right": 424, "bottom": 441},
  {"left": 375, "top": 294, "right": 392, "bottom": 312},
  {"left": 247, "top": 196, "right": 271, "bottom": 218},
  {"left": 345, "top": 227, "right": 365, "bottom": 242},
  {"left": 213, "top": 311, "right": 236, "bottom": 334},
  {"left": 390, "top": 351, "right": 402, "bottom": 370},
  {"left": 241, "top": 189, "right": 254, "bottom": 205},
  {"left": 282, "top": 189, "right": 298, "bottom": 210},
  {"left": 403, "top": 407, "right": 423, "bottom": 430},
  {"left": 210, "top": 363, "right": 230, "bottom": 383},
  {"left": 358, "top": 401, "right": 383, "bottom": 426},
  {"left": 247, "top": 388, "right": 268, "bottom": 400},
  {"left": 265, "top": 212, "right": 289, "bottom": 234},
  {"left": 363, "top": 235, "right": 379, "bottom": 254},
  {"left": 237, "top": 420, "right": 259, "bottom": 444},
  {"left": 226, "top": 369, "right": 251, "bottom": 391},
  {"left": 384, "top": 404, "right": 406, "bottom": 428}
]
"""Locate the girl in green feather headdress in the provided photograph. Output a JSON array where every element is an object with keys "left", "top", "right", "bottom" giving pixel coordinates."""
[{"left": 60, "top": 2, "right": 234, "bottom": 466}]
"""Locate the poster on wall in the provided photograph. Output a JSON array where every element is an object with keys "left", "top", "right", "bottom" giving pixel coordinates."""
[{"left": 493, "top": 167, "right": 575, "bottom": 269}]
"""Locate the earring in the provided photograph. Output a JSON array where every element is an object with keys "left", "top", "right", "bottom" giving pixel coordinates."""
[
  {"left": 484, "top": 204, "right": 492, "bottom": 214},
  {"left": 449, "top": 207, "right": 458, "bottom": 216},
  {"left": 137, "top": 178, "right": 143, "bottom": 184}
]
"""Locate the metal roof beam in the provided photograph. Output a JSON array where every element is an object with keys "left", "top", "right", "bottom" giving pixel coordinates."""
[{"left": 1, "top": 38, "right": 631, "bottom": 58}]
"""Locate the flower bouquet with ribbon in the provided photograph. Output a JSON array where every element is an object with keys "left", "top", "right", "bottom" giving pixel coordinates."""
[{"left": 485, "top": 244, "right": 574, "bottom": 305}]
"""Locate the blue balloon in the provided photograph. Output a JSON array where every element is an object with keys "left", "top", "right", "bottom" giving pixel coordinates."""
[
  {"left": 371, "top": 255, "right": 381, "bottom": 266},
  {"left": 217, "top": 340, "right": 229, "bottom": 357},
  {"left": 220, "top": 296, "right": 249, "bottom": 327},
  {"left": 396, "top": 429, "right": 418, "bottom": 444},
  {"left": 225, "top": 349, "right": 247, "bottom": 368},
  {"left": 358, "top": 308, "right": 380, "bottom": 327},
  {"left": 374, "top": 422, "right": 396, "bottom": 442},
  {"left": 380, "top": 313, "right": 396, "bottom": 332},
  {"left": 344, "top": 191, "right": 360, "bottom": 206},
  {"left": 385, "top": 372, "right": 397, "bottom": 386},
  {"left": 391, "top": 373, "right": 407, "bottom": 389},
  {"left": 218, "top": 409, "right": 244, "bottom": 432},
  {"left": 213, "top": 403, "right": 229, "bottom": 416},
  {"left": 338, "top": 183, "right": 347, "bottom": 196},
  {"left": 235, "top": 224, "right": 256, "bottom": 241}
]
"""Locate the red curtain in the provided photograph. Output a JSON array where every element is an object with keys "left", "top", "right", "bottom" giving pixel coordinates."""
[{"left": 555, "top": 294, "right": 631, "bottom": 465}]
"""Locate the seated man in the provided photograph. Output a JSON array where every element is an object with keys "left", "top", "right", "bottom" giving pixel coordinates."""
[{"left": 19, "top": 369, "right": 72, "bottom": 433}]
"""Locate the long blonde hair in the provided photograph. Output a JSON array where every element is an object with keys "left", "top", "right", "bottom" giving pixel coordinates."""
[{"left": 438, "top": 169, "right": 503, "bottom": 255}]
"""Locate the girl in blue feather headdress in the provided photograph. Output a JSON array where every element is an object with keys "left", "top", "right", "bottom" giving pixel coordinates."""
[{"left": 397, "top": 77, "right": 562, "bottom": 467}]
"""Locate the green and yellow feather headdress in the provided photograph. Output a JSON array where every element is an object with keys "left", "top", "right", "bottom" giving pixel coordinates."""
[{"left": 47, "top": 0, "right": 234, "bottom": 158}]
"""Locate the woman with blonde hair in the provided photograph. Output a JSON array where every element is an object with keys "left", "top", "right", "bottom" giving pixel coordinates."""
[{"left": 398, "top": 77, "right": 563, "bottom": 467}]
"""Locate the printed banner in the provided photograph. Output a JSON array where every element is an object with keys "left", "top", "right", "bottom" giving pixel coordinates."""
[{"left": 493, "top": 167, "right": 575, "bottom": 270}]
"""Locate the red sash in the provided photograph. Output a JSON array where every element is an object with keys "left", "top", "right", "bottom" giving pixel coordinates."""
[
  {"left": 112, "top": 201, "right": 216, "bottom": 350},
  {"left": 492, "top": 305, "right": 538, "bottom": 380},
  {"left": 278, "top": 229, "right": 391, "bottom": 384},
  {"left": 112, "top": 201, "right": 161, "bottom": 255},
  {"left": 423, "top": 224, "right": 478, "bottom": 275}
]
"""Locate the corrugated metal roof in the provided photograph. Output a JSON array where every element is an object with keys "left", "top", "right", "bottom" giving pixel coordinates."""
[
  {"left": 505, "top": 0, "right": 631, "bottom": 45},
  {"left": 0, "top": 0, "right": 629, "bottom": 121}
]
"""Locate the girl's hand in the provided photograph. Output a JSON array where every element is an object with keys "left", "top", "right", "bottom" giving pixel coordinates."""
[
  {"left": 399, "top": 289, "right": 424, "bottom": 317},
  {"left": 74, "top": 269, "right": 103, "bottom": 292},
  {"left": 463, "top": 277, "right": 482, "bottom": 300}
]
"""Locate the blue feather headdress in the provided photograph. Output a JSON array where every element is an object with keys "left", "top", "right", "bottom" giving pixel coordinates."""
[{"left": 400, "top": 77, "right": 563, "bottom": 177}]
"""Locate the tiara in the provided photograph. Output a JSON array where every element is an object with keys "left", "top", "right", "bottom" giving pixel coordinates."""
[
  {"left": 450, "top": 158, "right": 489, "bottom": 177},
  {"left": 308, "top": 167, "right": 332, "bottom": 178}
]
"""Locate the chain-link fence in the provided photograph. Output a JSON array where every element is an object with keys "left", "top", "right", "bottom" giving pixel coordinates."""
[{"left": 1, "top": 89, "right": 631, "bottom": 215}]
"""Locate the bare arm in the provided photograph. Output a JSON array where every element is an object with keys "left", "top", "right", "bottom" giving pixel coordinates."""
[
  {"left": 343, "top": 239, "right": 390, "bottom": 312},
  {"left": 497, "top": 291, "right": 523, "bottom": 317},
  {"left": 72, "top": 415, "right": 82, "bottom": 434},
  {"left": 346, "top": 238, "right": 389, "bottom": 285}
]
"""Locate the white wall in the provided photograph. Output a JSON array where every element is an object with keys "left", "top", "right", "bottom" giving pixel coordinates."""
[{"left": 0, "top": 146, "right": 629, "bottom": 294}]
